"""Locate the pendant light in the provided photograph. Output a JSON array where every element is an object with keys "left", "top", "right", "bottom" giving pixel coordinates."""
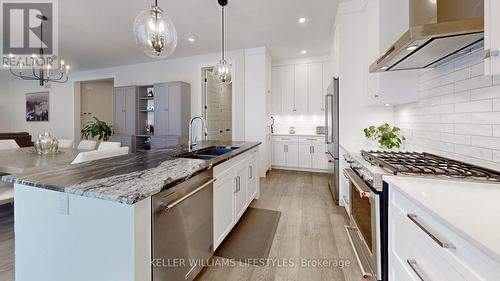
[
  {"left": 212, "top": 0, "right": 232, "bottom": 85},
  {"left": 133, "top": 0, "right": 177, "bottom": 58}
]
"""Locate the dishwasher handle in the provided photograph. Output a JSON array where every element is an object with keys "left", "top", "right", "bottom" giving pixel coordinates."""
[{"left": 161, "top": 178, "right": 216, "bottom": 212}]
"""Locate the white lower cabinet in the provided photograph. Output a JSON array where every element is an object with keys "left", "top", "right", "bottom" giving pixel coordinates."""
[
  {"left": 213, "top": 148, "right": 260, "bottom": 250},
  {"left": 213, "top": 171, "right": 235, "bottom": 248},
  {"left": 389, "top": 185, "right": 500, "bottom": 281},
  {"left": 272, "top": 135, "right": 330, "bottom": 171}
]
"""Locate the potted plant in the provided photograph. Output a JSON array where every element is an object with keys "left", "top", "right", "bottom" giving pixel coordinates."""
[
  {"left": 364, "top": 123, "right": 405, "bottom": 149},
  {"left": 81, "top": 117, "right": 112, "bottom": 141}
]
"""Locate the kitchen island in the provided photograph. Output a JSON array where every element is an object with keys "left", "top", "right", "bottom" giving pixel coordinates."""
[{"left": 1, "top": 141, "right": 260, "bottom": 281}]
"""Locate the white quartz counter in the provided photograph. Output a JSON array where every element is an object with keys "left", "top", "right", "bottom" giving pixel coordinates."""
[{"left": 384, "top": 176, "right": 500, "bottom": 264}]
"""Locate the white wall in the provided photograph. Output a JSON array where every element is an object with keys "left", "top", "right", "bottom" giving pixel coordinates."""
[
  {"left": 0, "top": 49, "right": 248, "bottom": 142},
  {"left": 335, "top": 0, "right": 394, "bottom": 148},
  {"left": 244, "top": 47, "right": 271, "bottom": 177},
  {"left": 395, "top": 49, "right": 500, "bottom": 170}
]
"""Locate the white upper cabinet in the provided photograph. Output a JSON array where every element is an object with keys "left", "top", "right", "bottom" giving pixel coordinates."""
[
  {"left": 308, "top": 62, "right": 324, "bottom": 114},
  {"left": 365, "top": 0, "right": 421, "bottom": 106},
  {"left": 294, "top": 64, "right": 308, "bottom": 114},
  {"left": 271, "top": 61, "right": 330, "bottom": 115},
  {"left": 271, "top": 67, "right": 283, "bottom": 114},
  {"left": 485, "top": 0, "right": 500, "bottom": 75}
]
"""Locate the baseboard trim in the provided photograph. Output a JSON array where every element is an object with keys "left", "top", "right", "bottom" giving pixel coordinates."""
[{"left": 271, "top": 166, "right": 331, "bottom": 174}]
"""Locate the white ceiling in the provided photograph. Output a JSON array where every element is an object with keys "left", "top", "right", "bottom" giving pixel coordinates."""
[{"left": 4, "top": 0, "right": 341, "bottom": 72}]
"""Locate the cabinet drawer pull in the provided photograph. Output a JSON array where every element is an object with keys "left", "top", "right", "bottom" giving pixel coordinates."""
[
  {"left": 407, "top": 259, "right": 431, "bottom": 281},
  {"left": 407, "top": 214, "right": 454, "bottom": 249},
  {"left": 306, "top": 138, "right": 318, "bottom": 141}
]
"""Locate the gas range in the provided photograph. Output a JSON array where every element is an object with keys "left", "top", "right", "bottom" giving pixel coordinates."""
[
  {"left": 343, "top": 149, "right": 500, "bottom": 281},
  {"left": 345, "top": 150, "right": 500, "bottom": 191}
]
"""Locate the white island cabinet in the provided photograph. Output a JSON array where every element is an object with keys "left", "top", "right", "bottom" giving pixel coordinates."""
[
  {"left": 386, "top": 177, "right": 500, "bottom": 281},
  {"left": 213, "top": 147, "right": 260, "bottom": 250}
]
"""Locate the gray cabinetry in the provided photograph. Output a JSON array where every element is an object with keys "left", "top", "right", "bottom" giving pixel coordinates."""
[
  {"left": 154, "top": 82, "right": 190, "bottom": 137},
  {"left": 113, "top": 86, "right": 137, "bottom": 136}
]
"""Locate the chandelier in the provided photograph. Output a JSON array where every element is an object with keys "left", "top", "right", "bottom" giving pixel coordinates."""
[
  {"left": 212, "top": 0, "right": 232, "bottom": 85},
  {"left": 7, "top": 14, "right": 70, "bottom": 87},
  {"left": 133, "top": 0, "right": 177, "bottom": 58}
]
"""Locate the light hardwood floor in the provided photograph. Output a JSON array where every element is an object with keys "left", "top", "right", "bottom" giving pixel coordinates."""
[
  {"left": 0, "top": 170, "right": 363, "bottom": 281},
  {"left": 196, "top": 170, "right": 364, "bottom": 281}
]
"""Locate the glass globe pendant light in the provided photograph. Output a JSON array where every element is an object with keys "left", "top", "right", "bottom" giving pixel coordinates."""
[
  {"left": 213, "top": 0, "right": 232, "bottom": 85},
  {"left": 133, "top": 0, "right": 177, "bottom": 58}
]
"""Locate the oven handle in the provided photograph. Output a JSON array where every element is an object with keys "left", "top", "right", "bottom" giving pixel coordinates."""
[{"left": 344, "top": 168, "right": 371, "bottom": 198}]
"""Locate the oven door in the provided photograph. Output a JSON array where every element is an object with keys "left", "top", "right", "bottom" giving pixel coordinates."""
[{"left": 343, "top": 168, "right": 380, "bottom": 280}]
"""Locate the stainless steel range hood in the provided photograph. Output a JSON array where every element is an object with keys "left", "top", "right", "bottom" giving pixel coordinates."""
[{"left": 370, "top": 0, "right": 484, "bottom": 73}]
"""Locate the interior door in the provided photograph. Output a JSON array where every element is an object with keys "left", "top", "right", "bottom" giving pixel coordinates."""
[
  {"left": 204, "top": 68, "right": 232, "bottom": 141},
  {"left": 113, "top": 88, "right": 125, "bottom": 135}
]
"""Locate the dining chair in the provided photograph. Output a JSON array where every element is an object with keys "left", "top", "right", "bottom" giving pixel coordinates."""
[
  {"left": 0, "top": 139, "right": 20, "bottom": 150},
  {"left": 0, "top": 183, "right": 14, "bottom": 205},
  {"left": 71, "top": 147, "right": 129, "bottom": 164},
  {"left": 58, "top": 139, "right": 75, "bottom": 149},
  {"left": 98, "top": 141, "right": 121, "bottom": 151},
  {"left": 77, "top": 140, "right": 97, "bottom": 150}
]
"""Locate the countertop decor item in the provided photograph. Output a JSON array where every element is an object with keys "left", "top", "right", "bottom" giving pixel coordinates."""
[
  {"left": 364, "top": 123, "right": 405, "bottom": 149},
  {"left": 7, "top": 15, "right": 70, "bottom": 86},
  {"left": 212, "top": 0, "right": 232, "bottom": 85},
  {"left": 288, "top": 127, "right": 296, "bottom": 134},
  {"left": 33, "top": 132, "right": 59, "bottom": 155},
  {"left": 133, "top": 0, "right": 177, "bottom": 58},
  {"left": 81, "top": 117, "right": 112, "bottom": 142},
  {"left": 316, "top": 126, "right": 326, "bottom": 135}
]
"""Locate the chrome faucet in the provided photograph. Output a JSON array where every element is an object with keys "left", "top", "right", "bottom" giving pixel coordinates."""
[{"left": 188, "top": 115, "right": 208, "bottom": 152}]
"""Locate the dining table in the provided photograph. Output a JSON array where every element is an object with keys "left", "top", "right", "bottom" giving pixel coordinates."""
[{"left": 0, "top": 147, "right": 84, "bottom": 176}]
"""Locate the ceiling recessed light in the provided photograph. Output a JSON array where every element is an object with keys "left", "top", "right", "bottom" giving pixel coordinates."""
[
  {"left": 188, "top": 37, "right": 195, "bottom": 42},
  {"left": 381, "top": 66, "right": 389, "bottom": 70},
  {"left": 406, "top": 45, "right": 419, "bottom": 51},
  {"left": 301, "top": 50, "right": 307, "bottom": 55},
  {"left": 298, "top": 17, "right": 307, "bottom": 23}
]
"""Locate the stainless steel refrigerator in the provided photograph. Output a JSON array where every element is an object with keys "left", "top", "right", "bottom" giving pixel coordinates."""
[{"left": 325, "top": 77, "right": 339, "bottom": 204}]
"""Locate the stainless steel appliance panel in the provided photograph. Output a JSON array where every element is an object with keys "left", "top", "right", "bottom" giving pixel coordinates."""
[
  {"left": 152, "top": 170, "right": 214, "bottom": 281},
  {"left": 326, "top": 77, "right": 340, "bottom": 204}
]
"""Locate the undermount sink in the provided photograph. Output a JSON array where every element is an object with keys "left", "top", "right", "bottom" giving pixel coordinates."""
[{"left": 175, "top": 146, "right": 240, "bottom": 160}]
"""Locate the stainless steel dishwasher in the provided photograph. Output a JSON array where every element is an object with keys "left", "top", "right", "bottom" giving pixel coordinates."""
[{"left": 152, "top": 170, "right": 215, "bottom": 281}]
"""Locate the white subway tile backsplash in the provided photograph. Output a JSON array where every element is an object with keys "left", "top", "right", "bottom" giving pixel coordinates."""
[
  {"left": 441, "top": 133, "right": 470, "bottom": 145},
  {"left": 494, "top": 75, "right": 500, "bottom": 85},
  {"left": 470, "top": 85, "right": 500, "bottom": 100},
  {"left": 471, "top": 136, "right": 500, "bottom": 150},
  {"left": 440, "top": 91, "right": 470, "bottom": 104},
  {"left": 493, "top": 150, "right": 500, "bottom": 163},
  {"left": 440, "top": 68, "right": 470, "bottom": 85},
  {"left": 454, "top": 124, "right": 492, "bottom": 136},
  {"left": 395, "top": 50, "right": 500, "bottom": 167},
  {"left": 471, "top": 112, "right": 500, "bottom": 124},
  {"left": 494, "top": 99, "right": 500, "bottom": 111},
  {"left": 494, "top": 126, "right": 500, "bottom": 137},
  {"left": 454, "top": 144, "right": 493, "bottom": 161},
  {"left": 441, "top": 113, "right": 471, "bottom": 124},
  {"left": 454, "top": 100, "right": 492, "bottom": 113},
  {"left": 470, "top": 62, "right": 485, "bottom": 78},
  {"left": 454, "top": 75, "right": 493, "bottom": 92}
]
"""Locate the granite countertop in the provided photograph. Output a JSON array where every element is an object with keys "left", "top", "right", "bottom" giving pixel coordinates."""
[
  {"left": 384, "top": 176, "right": 500, "bottom": 264},
  {"left": 1, "top": 141, "right": 261, "bottom": 205}
]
